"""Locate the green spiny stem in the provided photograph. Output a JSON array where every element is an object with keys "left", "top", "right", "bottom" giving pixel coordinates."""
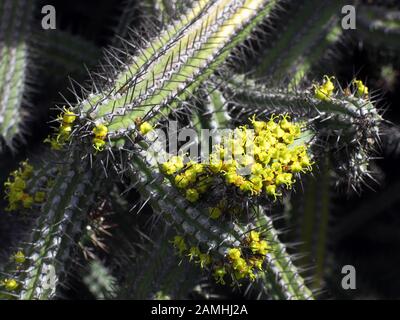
[
  {"left": 287, "top": 24, "right": 342, "bottom": 90},
  {"left": 290, "top": 156, "right": 332, "bottom": 290},
  {"left": 219, "top": 76, "right": 381, "bottom": 189},
  {"left": 190, "top": 84, "right": 231, "bottom": 155},
  {"left": 253, "top": 206, "right": 314, "bottom": 300},
  {"left": 222, "top": 77, "right": 381, "bottom": 135},
  {"left": 83, "top": 260, "right": 117, "bottom": 299},
  {"left": 2, "top": 154, "right": 101, "bottom": 299},
  {"left": 314, "top": 156, "right": 330, "bottom": 289},
  {"left": 203, "top": 84, "right": 231, "bottom": 131},
  {"left": 220, "top": 76, "right": 368, "bottom": 118},
  {"left": 252, "top": 0, "right": 345, "bottom": 83},
  {"left": 356, "top": 5, "right": 400, "bottom": 54},
  {"left": 71, "top": 0, "right": 279, "bottom": 144},
  {"left": 116, "top": 226, "right": 200, "bottom": 299},
  {"left": 0, "top": 0, "right": 33, "bottom": 149}
]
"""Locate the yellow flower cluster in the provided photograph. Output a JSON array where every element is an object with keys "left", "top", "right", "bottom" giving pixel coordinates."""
[
  {"left": 171, "top": 236, "right": 211, "bottom": 269},
  {"left": 171, "top": 232, "right": 268, "bottom": 285},
  {"left": 314, "top": 75, "right": 335, "bottom": 101},
  {"left": 92, "top": 123, "right": 108, "bottom": 152},
  {"left": 0, "top": 251, "right": 26, "bottom": 293},
  {"left": 353, "top": 79, "right": 368, "bottom": 97},
  {"left": 4, "top": 161, "right": 45, "bottom": 211},
  {"left": 220, "top": 231, "right": 268, "bottom": 283},
  {"left": 45, "top": 107, "right": 77, "bottom": 150},
  {"left": 161, "top": 114, "right": 312, "bottom": 204}
]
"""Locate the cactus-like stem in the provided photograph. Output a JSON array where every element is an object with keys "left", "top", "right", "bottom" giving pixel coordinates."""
[
  {"left": 252, "top": 206, "right": 314, "bottom": 299},
  {"left": 219, "top": 76, "right": 381, "bottom": 189},
  {"left": 356, "top": 5, "right": 400, "bottom": 56},
  {"left": 0, "top": 0, "right": 33, "bottom": 149},
  {"left": 69, "top": 0, "right": 279, "bottom": 146},
  {"left": 1, "top": 154, "right": 101, "bottom": 299},
  {"left": 289, "top": 156, "right": 332, "bottom": 290},
  {"left": 116, "top": 226, "right": 201, "bottom": 299},
  {"left": 252, "top": 0, "right": 345, "bottom": 84}
]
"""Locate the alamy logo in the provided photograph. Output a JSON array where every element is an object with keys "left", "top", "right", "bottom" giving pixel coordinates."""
[
  {"left": 341, "top": 265, "right": 356, "bottom": 290},
  {"left": 41, "top": 5, "right": 56, "bottom": 30},
  {"left": 341, "top": 5, "right": 356, "bottom": 30}
]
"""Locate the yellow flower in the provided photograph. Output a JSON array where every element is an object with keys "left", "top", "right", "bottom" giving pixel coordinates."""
[
  {"left": 161, "top": 156, "right": 184, "bottom": 175},
  {"left": 171, "top": 236, "right": 187, "bottom": 255},
  {"left": 251, "top": 239, "right": 269, "bottom": 255},
  {"left": 353, "top": 79, "right": 369, "bottom": 97},
  {"left": 208, "top": 207, "right": 222, "bottom": 219},
  {"left": 139, "top": 121, "right": 154, "bottom": 135},
  {"left": 258, "top": 240, "right": 269, "bottom": 255},
  {"left": 34, "top": 191, "right": 46, "bottom": 203},
  {"left": 44, "top": 136, "right": 63, "bottom": 150},
  {"left": 187, "top": 247, "right": 201, "bottom": 261},
  {"left": 59, "top": 124, "right": 72, "bottom": 137},
  {"left": 314, "top": 75, "right": 335, "bottom": 101},
  {"left": 291, "top": 161, "right": 303, "bottom": 173},
  {"left": 14, "top": 251, "right": 26, "bottom": 264},
  {"left": 93, "top": 138, "right": 106, "bottom": 152},
  {"left": 21, "top": 162, "right": 33, "bottom": 179},
  {"left": 213, "top": 266, "right": 227, "bottom": 285},
  {"left": 21, "top": 194, "right": 33, "bottom": 209},
  {"left": 227, "top": 248, "right": 241, "bottom": 260},
  {"left": 62, "top": 110, "right": 77, "bottom": 124},
  {"left": 185, "top": 188, "right": 199, "bottom": 202},
  {"left": 93, "top": 124, "right": 108, "bottom": 140},
  {"left": 198, "top": 253, "right": 211, "bottom": 268},
  {"left": 249, "top": 257, "right": 263, "bottom": 270},
  {"left": 265, "top": 184, "right": 279, "bottom": 200},
  {"left": 3, "top": 278, "right": 19, "bottom": 291},
  {"left": 248, "top": 231, "right": 260, "bottom": 242},
  {"left": 232, "top": 257, "right": 248, "bottom": 273}
]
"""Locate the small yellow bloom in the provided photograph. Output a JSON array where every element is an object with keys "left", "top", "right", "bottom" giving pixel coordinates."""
[
  {"left": 139, "top": 121, "right": 154, "bottom": 135},
  {"left": 208, "top": 207, "right": 222, "bottom": 219},
  {"left": 353, "top": 79, "right": 369, "bottom": 97},
  {"left": 44, "top": 136, "right": 63, "bottom": 150},
  {"left": 93, "top": 138, "right": 106, "bottom": 152},
  {"left": 185, "top": 188, "right": 199, "bottom": 202},
  {"left": 59, "top": 124, "right": 72, "bottom": 137},
  {"left": 249, "top": 257, "right": 263, "bottom": 270},
  {"left": 3, "top": 278, "right": 19, "bottom": 291},
  {"left": 227, "top": 248, "right": 241, "bottom": 260},
  {"left": 62, "top": 110, "right": 77, "bottom": 124},
  {"left": 198, "top": 253, "right": 211, "bottom": 268},
  {"left": 171, "top": 236, "right": 187, "bottom": 255},
  {"left": 314, "top": 75, "right": 335, "bottom": 101},
  {"left": 187, "top": 247, "right": 201, "bottom": 261},
  {"left": 213, "top": 266, "right": 227, "bottom": 285},
  {"left": 21, "top": 194, "right": 33, "bottom": 209},
  {"left": 265, "top": 184, "right": 279, "bottom": 200},
  {"left": 93, "top": 124, "right": 108, "bottom": 140},
  {"left": 34, "top": 191, "right": 46, "bottom": 203},
  {"left": 14, "top": 251, "right": 26, "bottom": 264},
  {"left": 248, "top": 231, "right": 260, "bottom": 243}
]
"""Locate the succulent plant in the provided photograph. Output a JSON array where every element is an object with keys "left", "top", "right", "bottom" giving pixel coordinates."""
[{"left": 0, "top": 0, "right": 399, "bottom": 300}]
